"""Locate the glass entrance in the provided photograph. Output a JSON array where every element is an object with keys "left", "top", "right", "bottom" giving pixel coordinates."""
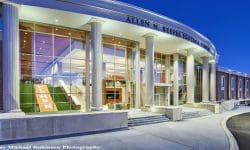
[{"left": 102, "top": 35, "right": 137, "bottom": 110}]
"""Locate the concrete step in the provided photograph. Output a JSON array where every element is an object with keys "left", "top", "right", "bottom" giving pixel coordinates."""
[
  {"left": 128, "top": 117, "right": 168, "bottom": 124},
  {"left": 129, "top": 115, "right": 166, "bottom": 120},
  {"left": 128, "top": 115, "right": 169, "bottom": 127},
  {"left": 182, "top": 110, "right": 212, "bottom": 119}
]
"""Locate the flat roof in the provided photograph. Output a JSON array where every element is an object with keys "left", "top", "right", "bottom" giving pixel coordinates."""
[{"left": 7, "top": 0, "right": 217, "bottom": 59}]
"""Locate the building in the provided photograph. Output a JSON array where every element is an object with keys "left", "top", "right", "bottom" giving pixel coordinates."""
[
  {"left": 0, "top": 0, "right": 220, "bottom": 114},
  {"left": 216, "top": 67, "right": 250, "bottom": 102},
  {"left": 0, "top": 0, "right": 250, "bottom": 141}
]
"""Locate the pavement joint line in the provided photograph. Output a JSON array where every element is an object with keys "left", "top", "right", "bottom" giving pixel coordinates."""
[
  {"left": 149, "top": 134, "right": 194, "bottom": 149},
  {"left": 137, "top": 127, "right": 194, "bottom": 150}
]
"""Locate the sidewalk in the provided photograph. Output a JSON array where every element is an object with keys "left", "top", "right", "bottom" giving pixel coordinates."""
[{"left": 2, "top": 106, "right": 250, "bottom": 150}]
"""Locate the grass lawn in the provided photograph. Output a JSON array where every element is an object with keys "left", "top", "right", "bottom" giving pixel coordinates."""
[
  {"left": 20, "top": 84, "right": 40, "bottom": 113},
  {"left": 20, "top": 84, "right": 76, "bottom": 113},
  {"left": 48, "top": 86, "right": 76, "bottom": 111}
]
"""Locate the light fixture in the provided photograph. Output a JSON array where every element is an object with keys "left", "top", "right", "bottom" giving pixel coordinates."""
[{"left": 55, "top": 19, "right": 59, "bottom": 23}]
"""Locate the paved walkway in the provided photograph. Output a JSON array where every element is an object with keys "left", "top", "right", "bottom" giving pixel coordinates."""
[{"left": 2, "top": 106, "right": 250, "bottom": 150}]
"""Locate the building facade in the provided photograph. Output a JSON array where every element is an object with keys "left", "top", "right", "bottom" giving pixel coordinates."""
[
  {"left": 216, "top": 68, "right": 250, "bottom": 101},
  {"left": 0, "top": 0, "right": 244, "bottom": 114}
]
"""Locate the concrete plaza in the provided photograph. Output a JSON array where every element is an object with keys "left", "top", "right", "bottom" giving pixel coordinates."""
[{"left": 2, "top": 106, "right": 250, "bottom": 150}]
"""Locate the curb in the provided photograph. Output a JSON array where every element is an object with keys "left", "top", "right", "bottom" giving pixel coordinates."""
[{"left": 221, "top": 109, "right": 250, "bottom": 150}]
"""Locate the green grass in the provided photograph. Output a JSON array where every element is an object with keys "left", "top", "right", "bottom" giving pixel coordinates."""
[
  {"left": 20, "top": 84, "right": 76, "bottom": 113},
  {"left": 48, "top": 86, "right": 75, "bottom": 110},
  {"left": 20, "top": 84, "right": 40, "bottom": 113}
]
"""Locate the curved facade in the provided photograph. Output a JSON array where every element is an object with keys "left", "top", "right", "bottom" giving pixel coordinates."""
[{"left": 1, "top": 0, "right": 219, "bottom": 113}]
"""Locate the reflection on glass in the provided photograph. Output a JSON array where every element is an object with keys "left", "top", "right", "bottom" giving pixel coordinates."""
[
  {"left": 102, "top": 36, "right": 135, "bottom": 110},
  {"left": 20, "top": 22, "right": 86, "bottom": 113}
]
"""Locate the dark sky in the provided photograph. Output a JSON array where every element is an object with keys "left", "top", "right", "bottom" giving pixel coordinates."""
[{"left": 119, "top": 0, "right": 250, "bottom": 73}]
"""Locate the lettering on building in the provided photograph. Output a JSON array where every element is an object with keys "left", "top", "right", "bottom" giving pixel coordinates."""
[{"left": 126, "top": 16, "right": 211, "bottom": 52}]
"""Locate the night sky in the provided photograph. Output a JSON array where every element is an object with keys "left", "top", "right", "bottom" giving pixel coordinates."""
[{"left": 119, "top": 0, "right": 250, "bottom": 74}]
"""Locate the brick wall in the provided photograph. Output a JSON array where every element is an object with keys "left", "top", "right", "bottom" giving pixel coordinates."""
[{"left": 216, "top": 71, "right": 229, "bottom": 101}]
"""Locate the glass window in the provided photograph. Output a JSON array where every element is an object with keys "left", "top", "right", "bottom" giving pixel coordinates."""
[
  {"left": 20, "top": 22, "right": 86, "bottom": 113},
  {"left": 102, "top": 35, "right": 136, "bottom": 110},
  {"left": 221, "top": 76, "right": 225, "bottom": 88}
]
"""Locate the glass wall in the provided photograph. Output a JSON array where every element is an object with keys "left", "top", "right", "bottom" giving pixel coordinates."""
[
  {"left": 178, "top": 55, "right": 187, "bottom": 105},
  {"left": 154, "top": 53, "right": 169, "bottom": 106},
  {"left": 140, "top": 49, "right": 146, "bottom": 106},
  {"left": 102, "top": 35, "right": 137, "bottom": 110},
  {"left": 20, "top": 22, "right": 86, "bottom": 113},
  {"left": 140, "top": 50, "right": 171, "bottom": 106},
  {"left": 195, "top": 63, "right": 202, "bottom": 102}
]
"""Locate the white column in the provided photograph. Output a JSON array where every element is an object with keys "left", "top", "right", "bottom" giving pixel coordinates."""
[
  {"left": 173, "top": 54, "right": 179, "bottom": 106},
  {"left": 90, "top": 18, "right": 104, "bottom": 111},
  {"left": 135, "top": 42, "right": 141, "bottom": 109},
  {"left": 202, "top": 57, "right": 209, "bottom": 103},
  {"left": 165, "top": 55, "right": 171, "bottom": 106},
  {"left": 144, "top": 34, "right": 155, "bottom": 106},
  {"left": 85, "top": 32, "right": 91, "bottom": 111},
  {"left": 186, "top": 50, "right": 195, "bottom": 104},
  {"left": 2, "top": 3, "right": 21, "bottom": 113},
  {"left": 210, "top": 61, "right": 217, "bottom": 101}
]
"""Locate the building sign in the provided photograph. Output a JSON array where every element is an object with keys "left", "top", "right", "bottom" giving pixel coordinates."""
[
  {"left": 125, "top": 16, "right": 211, "bottom": 52},
  {"left": 34, "top": 84, "right": 58, "bottom": 112}
]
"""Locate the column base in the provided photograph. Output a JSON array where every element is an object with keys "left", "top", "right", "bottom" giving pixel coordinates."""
[
  {"left": 91, "top": 107, "right": 103, "bottom": 111},
  {"left": 201, "top": 101, "right": 210, "bottom": 104},
  {"left": 6, "top": 109, "right": 23, "bottom": 113},
  {"left": 0, "top": 111, "right": 25, "bottom": 119}
]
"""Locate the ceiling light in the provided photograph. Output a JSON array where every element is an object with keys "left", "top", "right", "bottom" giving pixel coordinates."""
[{"left": 55, "top": 19, "right": 59, "bottom": 23}]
